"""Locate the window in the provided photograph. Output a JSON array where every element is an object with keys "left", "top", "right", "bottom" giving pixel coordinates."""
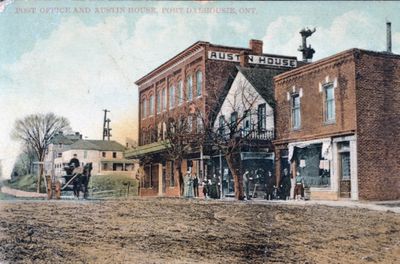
[
  {"left": 170, "top": 161, "right": 175, "bottom": 187},
  {"left": 113, "top": 152, "right": 117, "bottom": 158},
  {"left": 258, "top": 104, "right": 266, "bottom": 131},
  {"left": 142, "top": 99, "right": 147, "bottom": 118},
  {"left": 292, "top": 94, "right": 301, "bottom": 129},
  {"left": 102, "top": 152, "right": 106, "bottom": 158},
  {"left": 186, "top": 75, "right": 193, "bottom": 101},
  {"left": 149, "top": 95, "right": 154, "bottom": 116},
  {"left": 324, "top": 84, "right": 335, "bottom": 122},
  {"left": 218, "top": 115, "right": 225, "bottom": 135},
  {"left": 102, "top": 163, "right": 108, "bottom": 171},
  {"left": 169, "top": 85, "right": 175, "bottom": 109},
  {"left": 196, "top": 70, "right": 202, "bottom": 97},
  {"left": 157, "top": 90, "right": 161, "bottom": 113},
  {"left": 243, "top": 110, "right": 251, "bottom": 131},
  {"left": 187, "top": 115, "right": 193, "bottom": 132},
  {"left": 178, "top": 81, "right": 183, "bottom": 105},
  {"left": 230, "top": 111, "right": 238, "bottom": 126},
  {"left": 58, "top": 143, "right": 63, "bottom": 149},
  {"left": 162, "top": 88, "right": 167, "bottom": 111},
  {"left": 57, "top": 153, "right": 62, "bottom": 158},
  {"left": 196, "top": 116, "right": 203, "bottom": 132}
]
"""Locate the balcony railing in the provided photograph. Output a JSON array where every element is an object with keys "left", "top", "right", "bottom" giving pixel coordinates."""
[{"left": 218, "top": 128, "right": 274, "bottom": 141}]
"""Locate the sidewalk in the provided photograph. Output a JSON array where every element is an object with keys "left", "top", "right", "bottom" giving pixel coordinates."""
[
  {"left": 0, "top": 186, "right": 47, "bottom": 198},
  {"left": 249, "top": 198, "right": 400, "bottom": 214}
]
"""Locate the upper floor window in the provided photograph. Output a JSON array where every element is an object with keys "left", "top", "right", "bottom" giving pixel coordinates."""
[
  {"left": 113, "top": 152, "right": 117, "bottom": 158},
  {"left": 292, "top": 94, "right": 301, "bottom": 129},
  {"left": 243, "top": 110, "right": 251, "bottom": 131},
  {"left": 142, "top": 99, "right": 147, "bottom": 119},
  {"left": 162, "top": 88, "right": 167, "bottom": 111},
  {"left": 169, "top": 85, "right": 175, "bottom": 109},
  {"left": 178, "top": 81, "right": 183, "bottom": 105},
  {"left": 149, "top": 95, "right": 154, "bottom": 116},
  {"left": 218, "top": 115, "right": 225, "bottom": 135},
  {"left": 57, "top": 152, "right": 62, "bottom": 158},
  {"left": 102, "top": 152, "right": 106, "bottom": 158},
  {"left": 196, "top": 70, "right": 202, "bottom": 97},
  {"left": 258, "top": 103, "right": 266, "bottom": 131},
  {"left": 324, "top": 84, "right": 335, "bottom": 122},
  {"left": 230, "top": 111, "right": 238, "bottom": 127},
  {"left": 157, "top": 90, "right": 161, "bottom": 113},
  {"left": 186, "top": 75, "right": 193, "bottom": 101}
]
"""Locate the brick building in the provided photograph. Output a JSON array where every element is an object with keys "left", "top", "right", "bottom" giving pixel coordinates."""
[
  {"left": 126, "top": 40, "right": 299, "bottom": 197},
  {"left": 274, "top": 49, "right": 400, "bottom": 201}
]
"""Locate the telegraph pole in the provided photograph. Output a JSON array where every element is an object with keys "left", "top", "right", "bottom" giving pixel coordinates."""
[{"left": 102, "top": 109, "right": 112, "bottom": 141}]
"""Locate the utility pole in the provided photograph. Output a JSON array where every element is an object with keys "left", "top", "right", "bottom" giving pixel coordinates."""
[{"left": 102, "top": 109, "right": 112, "bottom": 141}]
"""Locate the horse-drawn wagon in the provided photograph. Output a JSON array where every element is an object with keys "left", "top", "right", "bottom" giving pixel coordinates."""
[{"left": 46, "top": 163, "right": 92, "bottom": 199}]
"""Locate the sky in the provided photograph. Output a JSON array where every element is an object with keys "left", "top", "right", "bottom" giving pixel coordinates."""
[{"left": 1, "top": 0, "right": 400, "bottom": 178}]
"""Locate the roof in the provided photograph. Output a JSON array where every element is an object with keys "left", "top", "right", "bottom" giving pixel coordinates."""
[
  {"left": 50, "top": 133, "right": 78, "bottom": 145},
  {"left": 236, "top": 66, "right": 288, "bottom": 108},
  {"left": 125, "top": 141, "right": 170, "bottom": 159},
  {"left": 69, "top": 140, "right": 126, "bottom": 151},
  {"left": 274, "top": 48, "right": 400, "bottom": 82}
]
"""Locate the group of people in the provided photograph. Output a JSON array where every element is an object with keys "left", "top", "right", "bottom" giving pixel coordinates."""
[
  {"left": 242, "top": 168, "right": 305, "bottom": 201},
  {"left": 183, "top": 172, "right": 221, "bottom": 199},
  {"left": 183, "top": 171, "right": 199, "bottom": 198}
]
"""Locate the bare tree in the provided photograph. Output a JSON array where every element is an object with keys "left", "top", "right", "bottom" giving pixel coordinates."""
[
  {"left": 207, "top": 70, "right": 271, "bottom": 200},
  {"left": 11, "top": 113, "right": 71, "bottom": 192},
  {"left": 162, "top": 102, "right": 206, "bottom": 196}
]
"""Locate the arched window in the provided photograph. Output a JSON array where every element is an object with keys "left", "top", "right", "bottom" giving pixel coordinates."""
[
  {"left": 149, "top": 94, "right": 154, "bottom": 116},
  {"left": 141, "top": 98, "right": 147, "bottom": 119},
  {"left": 186, "top": 75, "right": 193, "bottom": 101},
  {"left": 196, "top": 70, "right": 202, "bottom": 97},
  {"left": 169, "top": 85, "right": 175, "bottom": 109},
  {"left": 177, "top": 80, "right": 183, "bottom": 105}
]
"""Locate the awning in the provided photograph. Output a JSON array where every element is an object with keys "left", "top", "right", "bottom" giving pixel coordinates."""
[
  {"left": 124, "top": 141, "right": 170, "bottom": 159},
  {"left": 100, "top": 159, "right": 136, "bottom": 163},
  {"left": 288, "top": 138, "right": 332, "bottom": 162}
]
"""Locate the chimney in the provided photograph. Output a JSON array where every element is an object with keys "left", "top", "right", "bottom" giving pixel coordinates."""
[
  {"left": 387, "top": 21, "right": 392, "bottom": 53},
  {"left": 249, "top": 39, "right": 263, "bottom": 55},
  {"left": 239, "top": 50, "right": 249, "bottom": 67}
]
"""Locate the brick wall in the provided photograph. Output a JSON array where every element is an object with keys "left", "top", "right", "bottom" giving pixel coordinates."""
[
  {"left": 274, "top": 51, "right": 358, "bottom": 144},
  {"left": 355, "top": 51, "right": 400, "bottom": 200}
]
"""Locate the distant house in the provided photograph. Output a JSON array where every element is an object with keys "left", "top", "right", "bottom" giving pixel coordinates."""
[
  {"left": 53, "top": 140, "right": 135, "bottom": 177},
  {"left": 44, "top": 132, "right": 82, "bottom": 177}
]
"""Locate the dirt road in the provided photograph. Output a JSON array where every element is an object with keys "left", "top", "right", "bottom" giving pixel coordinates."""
[{"left": 0, "top": 198, "right": 399, "bottom": 263}]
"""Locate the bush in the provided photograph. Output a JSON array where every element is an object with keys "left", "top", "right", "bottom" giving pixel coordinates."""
[
  {"left": 3, "top": 174, "right": 45, "bottom": 192},
  {"left": 88, "top": 174, "right": 138, "bottom": 197}
]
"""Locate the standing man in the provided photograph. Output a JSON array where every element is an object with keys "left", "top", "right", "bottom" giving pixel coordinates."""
[
  {"left": 294, "top": 171, "right": 305, "bottom": 200},
  {"left": 243, "top": 170, "right": 250, "bottom": 200},
  {"left": 280, "top": 168, "right": 291, "bottom": 200},
  {"left": 193, "top": 174, "right": 199, "bottom": 197}
]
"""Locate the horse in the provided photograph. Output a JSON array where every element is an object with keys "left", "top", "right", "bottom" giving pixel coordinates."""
[{"left": 72, "top": 163, "right": 93, "bottom": 199}]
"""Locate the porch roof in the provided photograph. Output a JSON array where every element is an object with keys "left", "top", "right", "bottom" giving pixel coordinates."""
[{"left": 124, "top": 141, "right": 170, "bottom": 159}]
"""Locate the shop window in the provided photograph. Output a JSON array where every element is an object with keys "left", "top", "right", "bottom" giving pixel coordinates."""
[
  {"left": 196, "top": 70, "right": 202, "bottom": 97},
  {"left": 324, "top": 84, "right": 335, "bottom": 122},
  {"left": 292, "top": 94, "right": 301, "bottom": 129},
  {"left": 258, "top": 103, "right": 266, "bottom": 131},
  {"left": 294, "top": 144, "right": 330, "bottom": 187}
]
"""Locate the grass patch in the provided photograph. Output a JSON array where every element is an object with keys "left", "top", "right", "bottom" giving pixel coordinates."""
[
  {"left": 88, "top": 174, "right": 138, "bottom": 198},
  {"left": 2, "top": 174, "right": 47, "bottom": 193}
]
